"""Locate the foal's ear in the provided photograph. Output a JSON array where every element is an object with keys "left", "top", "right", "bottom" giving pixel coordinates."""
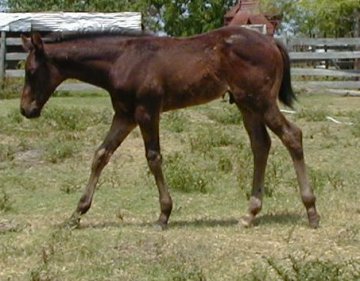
[
  {"left": 21, "top": 34, "right": 32, "bottom": 52},
  {"left": 31, "top": 32, "right": 44, "bottom": 52}
]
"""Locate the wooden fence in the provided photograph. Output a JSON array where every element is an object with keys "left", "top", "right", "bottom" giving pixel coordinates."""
[
  {"left": 1, "top": 32, "right": 360, "bottom": 93},
  {"left": 286, "top": 37, "right": 360, "bottom": 93}
]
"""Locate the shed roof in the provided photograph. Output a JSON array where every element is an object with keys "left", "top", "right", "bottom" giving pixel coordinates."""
[
  {"left": 0, "top": 12, "right": 142, "bottom": 32},
  {"left": 224, "top": 0, "right": 261, "bottom": 20},
  {"left": 224, "top": 0, "right": 281, "bottom": 36}
]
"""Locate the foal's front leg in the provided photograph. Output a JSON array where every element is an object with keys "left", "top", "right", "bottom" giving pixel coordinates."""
[
  {"left": 64, "top": 113, "right": 136, "bottom": 228},
  {"left": 135, "top": 105, "right": 173, "bottom": 229}
]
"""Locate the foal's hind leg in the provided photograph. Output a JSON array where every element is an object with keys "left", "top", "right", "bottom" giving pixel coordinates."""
[
  {"left": 64, "top": 113, "right": 136, "bottom": 228},
  {"left": 135, "top": 104, "right": 172, "bottom": 230},
  {"left": 238, "top": 108, "right": 271, "bottom": 227},
  {"left": 264, "top": 105, "right": 320, "bottom": 228}
]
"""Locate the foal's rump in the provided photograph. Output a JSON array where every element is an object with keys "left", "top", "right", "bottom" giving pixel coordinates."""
[{"left": 213, "top": 27, "right": 284, "bottom": 107}]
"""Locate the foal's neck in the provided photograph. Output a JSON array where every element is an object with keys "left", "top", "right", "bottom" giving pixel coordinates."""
[{"left": 46, "top": 40, "right": 123, "bottom": 90}]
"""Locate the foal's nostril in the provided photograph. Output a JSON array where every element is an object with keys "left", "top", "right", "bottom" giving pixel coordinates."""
[
  {"left": 20, "top": 107, "right": 26, "bottom": 116},
  {"left": 20, "top": 106, "right": 41, "bottom": 118},
  {"left": 29, "top": 108, "right": 41, "bottom": 118}
]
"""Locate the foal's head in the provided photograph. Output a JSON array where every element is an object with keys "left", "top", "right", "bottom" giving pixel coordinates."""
[{"left": 20, "top": 33, "right": 62, "bottom": 118}]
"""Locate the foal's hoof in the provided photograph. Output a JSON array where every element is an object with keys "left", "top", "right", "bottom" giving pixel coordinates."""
[
  {"left": 62, "top": 215, "right": 81, "bottom": 230},
  {"left": 308, "top": 211, "right": 320, "bottom": 229},
  {"left": 154, "top": 220, "right": 168, "bottom": 231},
  {"left": 239, "top": 215, "right": 255, "bottom": 228}
]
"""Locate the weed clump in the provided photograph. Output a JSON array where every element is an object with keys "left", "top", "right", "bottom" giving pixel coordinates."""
[
  {"left": 43, "top": 140, "right": 77, "bottom": 163},
  {"left": 0, "top": 188, "right": 13, "bottom": 212},
  {"left": 41, "top": 106, "right": 111, "bottom": 131},
  {"left": 244, "top": 254, "right": 360, "bottom": 281},
  {"left": 0, "top": 144, "right": 17, "bottom": 162},
  {"left": 206, "top": 104, "right": 243, "bottom": 125},
  {"left": 164, "top": 152, "right": 209, "bottom": 193},
  {"left": 189, "top": 125, "right": 239, "bottom": 154}
]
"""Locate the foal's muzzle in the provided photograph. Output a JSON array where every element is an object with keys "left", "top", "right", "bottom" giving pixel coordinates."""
[{"left": 20, "top": 106, "right": 41, "bottom": 119}]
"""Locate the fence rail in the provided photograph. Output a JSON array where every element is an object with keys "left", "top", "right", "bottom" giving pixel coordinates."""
[
  {"left": 289, "top": 51, "right": 360, "bottom": 61},
  {"left": 286, "top": 36, "right": 360, "bottom": 93},
  {"left": 291, "top": 68, "right": 360, "bottom": 77},
  {"left": 287, "top": 37, "right": 360, "bottom": 47},
  {"left": 1, "top": 32, "right": 360, "bottom": 93}
]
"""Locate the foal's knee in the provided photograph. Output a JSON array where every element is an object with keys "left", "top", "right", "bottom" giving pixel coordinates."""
[
  {"left": 92, "top": 147, "right": 111, "bottom": 172},
  {"left": 301, "top": 191, "right": 316, "bottom": 209},
  {"left": 146, "top": 150, "right": 162, "bottom": 172}
]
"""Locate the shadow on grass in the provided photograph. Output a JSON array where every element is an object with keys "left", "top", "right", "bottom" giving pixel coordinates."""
[
  {"left": 170, "top": 212, "right": 304, "bottom": 229},
  {"left": 68, "top": 218, "right": 239, "bottom": 230},
  {"left": 57, "top": 212, "right": 304, "bottom": 230},
  {"left": 170, "top": 218, "right": 238, "bottom": 228},
  {"left": 77, "top": 221, "right": 123, "bottom": 229},
  {"left": 255, "top": 211, "right": 303, "bottom": 226}
]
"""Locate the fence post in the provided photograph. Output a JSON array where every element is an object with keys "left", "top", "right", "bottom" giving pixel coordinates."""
[
  {"left": 354, "top": 9, "right": 360, "bottom": 80},
  {"left": 0, "top": 31, "right": 6, "bottom": 81}
]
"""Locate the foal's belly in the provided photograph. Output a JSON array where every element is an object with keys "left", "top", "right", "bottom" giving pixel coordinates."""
[{"left": 162, "top": 77, "right": 227, "bottom": 111}]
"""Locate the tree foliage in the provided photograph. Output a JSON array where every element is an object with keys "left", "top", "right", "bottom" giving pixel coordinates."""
[
  {"left": 261, "top": 0, "right": 360, "bottom": 37},
  {"left": 150, "top": 0, "right": 236, "bottom": 36},
  {"left": 299, "top": 0, "right": 359, "bottom": 37},
  {"left": 6, "top": 0, "right": 360, "bottom": 37}
]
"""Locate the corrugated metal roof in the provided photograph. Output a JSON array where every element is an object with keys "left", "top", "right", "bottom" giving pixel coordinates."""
[{"left": 0, "top": 12, "right": 142, "bottom": 32}]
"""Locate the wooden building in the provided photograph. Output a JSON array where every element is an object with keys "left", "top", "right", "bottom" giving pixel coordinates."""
[{"left": 224, "top": 0, "right": 281, "bottom": 36}]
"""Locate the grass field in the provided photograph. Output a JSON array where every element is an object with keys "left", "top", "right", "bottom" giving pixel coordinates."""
[{"left": 0, "top": 92, "right": 359, "bottom": 280}]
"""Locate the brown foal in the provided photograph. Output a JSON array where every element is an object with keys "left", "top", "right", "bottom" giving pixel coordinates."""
[{"left": 20, "top": 26, "right": 319, "bottom": 229}]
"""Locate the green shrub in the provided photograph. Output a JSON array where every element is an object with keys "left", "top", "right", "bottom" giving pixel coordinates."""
[
  {"left": 43, "top": 140, "right": 77, "bottom": 163},
  {"left": 164, "top": 152, "right": 209, "bottom": 193},
  {"left": 244, "top": 255, "right": 360, "bottom": 281},
  {"left": 40, "top": 106, "right": 112, "bottom": 132},
  {"left": 189, "top": 125, "right": 239, "bottom": 154}
]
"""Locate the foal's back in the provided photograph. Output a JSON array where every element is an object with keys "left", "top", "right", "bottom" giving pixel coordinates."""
[{"left": 111, "top": 26, "right": 278, "bottom": 111}]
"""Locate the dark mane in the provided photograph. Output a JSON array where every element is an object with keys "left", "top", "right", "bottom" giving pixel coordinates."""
[{"left": 46, "top": 28, "right": 155, "bottom": 43}]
